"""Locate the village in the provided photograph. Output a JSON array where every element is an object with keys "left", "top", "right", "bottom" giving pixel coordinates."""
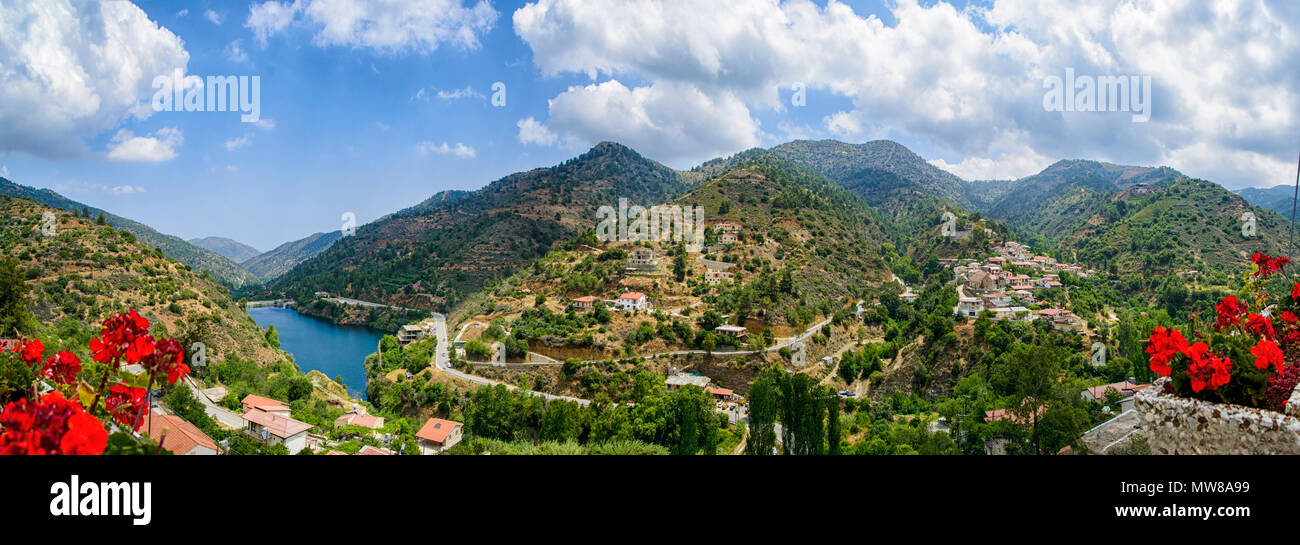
[{"left": 946, "top": 240, "right": 1092, "bottom": 334}]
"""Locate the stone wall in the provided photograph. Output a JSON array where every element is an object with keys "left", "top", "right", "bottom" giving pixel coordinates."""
[{"left": 1134, "top": 378, "right": 1300, "bottom": 454}]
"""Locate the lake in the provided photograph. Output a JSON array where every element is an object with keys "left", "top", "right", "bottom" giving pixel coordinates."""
[{"left": 247, "top": 306, "right": 382, "bottom": 398}]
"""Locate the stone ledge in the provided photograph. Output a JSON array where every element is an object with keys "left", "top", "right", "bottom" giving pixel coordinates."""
[{"left": 1135, "top": 378, "right": 1300, "bottom": 454}]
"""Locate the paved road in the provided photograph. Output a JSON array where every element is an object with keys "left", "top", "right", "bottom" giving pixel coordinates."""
[
  {"left": 325, "top": 296, "right": 422, "bottom": 313},
  {"left": 180, "top": 376, "right": 245, "bottom": 429},
  {"left": 428, "top": 313, "right": 591, "bottom": 406}
]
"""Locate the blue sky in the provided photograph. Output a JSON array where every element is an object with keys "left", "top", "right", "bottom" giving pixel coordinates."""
[{"left": 1, "top": 0, "right": 1296, "bottom": 251}]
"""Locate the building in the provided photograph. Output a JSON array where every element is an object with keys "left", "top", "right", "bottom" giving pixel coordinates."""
[
  {"left": 900, "top": 289, "right": 919, "bottom": 303},
  {"left": 398, "top": 324, "right": 428, "bottom": 344},
  {"left": 571, "top": 295, "right": 596, "bottom": 310},
  {"left": 665, "top": 373, "right": 711, "bottom": 392},
  {"left": 242, "top": 407, "right": 314, "bottom": 454},
  {"left": 966, "top": 271, "right": 997, "bottom": 292},
  {"left": 142, "top": 410, "right": 219, "bottom": 455},
  {"left": 709, "top": 387, "right": 735, "bottom": 401},
  {"left": 357, "top": 445, "right": 395, "bottom": 455},
  {"left": 714, "top": 324, "right": 748, "bottom": 340},
  {"left": 714, "top": 222, "right": 742, "bottom": 234},
  {"left": 629, "top": 248, "right": 657, "bottom": 267},
  {"left": 615, "top": 291, "right": 649, "bottom": 312},
  {"left": 335, "top": 410, "right": 385, "bottom": 430},
  {"left": 957, "top": 297, "right": 983, "bottom": 318},
  {"left": 718, "top": 231, "right": 739, "bottom": 244},
  {"left": 415, "top": 418, "right": 463, "bottom": 454},
  {"left": 241, "top": 394, "right": 290, "bottom": 416},
  {"left": 1082, "top": 381, "right": 1150, "bottom": 412},
  {"left": 705, "top": 269, "right": 734, "bottom": 285}
]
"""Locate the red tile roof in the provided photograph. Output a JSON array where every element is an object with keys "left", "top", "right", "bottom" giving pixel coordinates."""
[
  {"left": 357, "top": 445, "right": 394, "bottom": 455},
  {"left": 416, "top": 418, "right": 462, "bottom": 444},
  {"left": 242, "top": 407, "right": 313, "bottom": 439},
  {"left": 325, "top": 450, "right": 348, "bottom": 455},
  {"left": 619, "top": 292, "right": 646, "bottom": 300},
  {"left": 241, "top": 394, "right": 288, "bottom": 410},
  {"left": 573, "top": 296, "right": 596, "bottom": 303},
  {"left": 143, "top": 410, "right": 218, "bottom": 455},
  {"left": 709, "top": 387, "right": 734, "bottom": 397},
  {"left": 335, "top": 412, "right": 385, "bottom": 429}
]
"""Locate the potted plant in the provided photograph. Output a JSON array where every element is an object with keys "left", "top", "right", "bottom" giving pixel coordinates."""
[{"left": 1136, "top": 253, "right": 1300, "bottom": 453}]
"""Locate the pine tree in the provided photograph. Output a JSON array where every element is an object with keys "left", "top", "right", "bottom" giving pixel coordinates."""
[{"left": 0, "top": 257, "right": 35, "bottom": 336}]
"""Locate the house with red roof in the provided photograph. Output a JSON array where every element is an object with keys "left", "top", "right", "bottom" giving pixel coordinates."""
[
  {"left": 242, "top": 406, "right": 314, "bottom": 454},
  {"left": 571, "top": 295, "right": 596, "bottom": 310},
  {"left": 241, "top": 394, "right": 290, "bottom": 416},
  {"left": 335, "top": 410, "right": 385, "bottom": 430},
  {"left": 415, "top": 418, "right": 463, "bottom": 454},
  {"left": 615, "top": 291, "right": 648, "bottom": 312},
  {"left": 142, "top": 410, "right": 219, "bottom": 455}
]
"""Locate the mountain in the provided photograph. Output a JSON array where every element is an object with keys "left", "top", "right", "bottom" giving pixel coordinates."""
[
  {"left": 271, "top": 142, "right": 691, "bottom": 312},
  {"left": 241, "top": 230, "right": 342, "bottom": 281},
  {"left": 188, "top": 236, "right": 262, "bottom": 263},
  {"left": 0, "top": 177, "right": 260, "bottom": 288},
  {"left": 0, "top": 195, "right": 282, "bottom": 364},
  {"left": 1237, "top": 185, "right": 1297, "bottom": 218},
  {"left": 979, "top": 160, "right": 1183, "bottom": 239}
]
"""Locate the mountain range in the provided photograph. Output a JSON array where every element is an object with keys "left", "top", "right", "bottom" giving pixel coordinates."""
[{"left": 6, "top": 139, "right": 1289, "bottom": 316}]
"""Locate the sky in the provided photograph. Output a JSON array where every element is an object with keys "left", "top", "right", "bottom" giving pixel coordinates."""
[{"left": 0, "top": 0, "right": 1297, "bottom": 251}]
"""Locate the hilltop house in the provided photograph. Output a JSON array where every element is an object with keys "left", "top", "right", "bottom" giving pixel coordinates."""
[
  {"left": 705, "top": 269, "right": 734, "bottom": 285},
  {"left": 629, "top": 248, "right": 657, "bottom": 268},
  {"left": 242, "top": 407, "right": 314, "bottom": 454},
  {"left": 415, "top": 418, "right": 463, "bottom": 455},
  {"left": 615, "top": 291, "right": 649, "bottom": 312},
  {"left": 572, "top": 295, "right": 596, "bottom": 310},
  {"left": 398, "top": 324, "right": 427, "bottom": 344},
  {"left": 335, "top": 409, "right": 385, "bottom": 430},
  {"left": 714, "top": 324, "right": 748, "bottom": 340},
  {"left": 142, "top": 410, "right": 219, "bottom": 455},
  {"left": 241, "top": 394, "right": 291, "bottom": 416}
]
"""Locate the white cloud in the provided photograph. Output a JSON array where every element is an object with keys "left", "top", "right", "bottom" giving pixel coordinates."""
[
  {"left": 517, "top": 117, "right": 557, "bottom": 146},
  {"left": 0, "top": 0, "right": 189, "bottom": 159},
  {"left": 109, "top": 185, "right": 146, "bottom": 195},
  {"left": 106, "top": 127, "right": 183, "bottom": 163},
  {"left": 416, "top": 141, "right": 476, "bottom": 158},
  {"left": 204, "top": 9, "right": 223, "bottom": 25},
  {"left": 225, "top": 134, "right": 253, "bottom": 151},
  {"left": 226, "top": 164, "right": 240, "bottom": 173},
  {"left": 253, "top": 118, "right": 277, "bottom": 130},
  {"left": 226, "top": 40, "right": 249, "bottom": 63},
  {"left": 412, "top": 85, "right": 486, "bottom": 102},
  {"left": 512, "top": 0, "right": 1300, "bottom": 187},
  {"left": 177, "top": 9, "right": 190, "bottom": 17},
  {"left": 247, "top": 0, "right": 498, "bottom": 54},
  {"left": 539, "top": 79, "right": 762, "bottom": 166},
  {"left": 0, "top": 165, "right": 9, "bottom": 179}
]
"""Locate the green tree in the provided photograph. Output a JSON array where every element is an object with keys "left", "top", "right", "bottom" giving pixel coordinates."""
[
  {"left": 745, "top": 368, "right": 779, "bottom": 455},
  {"left": 0, "top": 257, "right": 35, "bottom": 336},
  {"left": 264, "top": 324, "right": 281, "bottom": 349}
]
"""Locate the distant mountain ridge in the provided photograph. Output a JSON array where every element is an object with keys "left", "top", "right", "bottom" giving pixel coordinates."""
[
  {"left": 270, "top": 142, "right": 691, "bottom": 312},
  {"left": 0, "top": 177, "right": 260, "bottom": 288},
  {"left": 188, "top": 236, "right": 262, "bottom": 263},
  {"left": 242, "top": 230, "right": 342, "bottom": 281},
  {"left": 1238, "top": 185, "right": 1298, "bottom": 218}
]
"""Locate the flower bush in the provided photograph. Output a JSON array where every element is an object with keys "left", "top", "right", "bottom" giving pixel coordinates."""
[
  {"left": 0, "top": 308, "right": 190, "bottom": 455},
  {"left": 1146, "top": 253, "right": 1300, "bottom": 410}
]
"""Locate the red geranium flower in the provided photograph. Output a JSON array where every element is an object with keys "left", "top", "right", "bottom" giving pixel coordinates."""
[
  {"left": 15, "top": 339, "right": 43, "bottom": 365},
  {"left": 88, "top": 308, "right": 153, "bottom": 369},
  {"left": 141, "top": 338, "right": 188, "bottom": 384},
  {"left": 41, "top": 351, "right": 82, "bottom": 385},
  {"left": 1245, "top": 313, "right": 1276, "bottom": 340},
  {"left": 1252, "top": 252, "right": 1291, "bottom": 277},
  {"left": 1188, "top": 353, "right": 1232, "bottom": 393},
  {"left": 1214, "top": 296, "right": 1248, "bottom": 330},
  {"left": 1251, "top": 339, "right": 1286, "bottom": 373},
  {"left": 1293, "top": 282, "right": 1300, "bottom": 300},
  {"left": 0, "top": 391, "right": 107, "bottom": 455},
  {"left": 1146, "top": 326, "right": 1188, "bottom": 377},
  {"left": 104, "top": 384, "right": 148, "bottom": 429},
  {"left": 1281, "top": 311, "right": 1299, "bottom": 324}
]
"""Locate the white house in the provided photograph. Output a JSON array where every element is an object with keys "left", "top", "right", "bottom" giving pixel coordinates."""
[
  {"left": 615, "top": 291, "right": 649, "bottom": 312},
  {"left": 957, "top": 297, "right": 983, "bottom": 318},
  {"left": 242, "top": 407, "right": 314, "bottom": 454}
]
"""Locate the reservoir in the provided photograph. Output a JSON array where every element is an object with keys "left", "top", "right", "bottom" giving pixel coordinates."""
[{"left": 247, "top": 306, "right": 382, "bottom": 398}]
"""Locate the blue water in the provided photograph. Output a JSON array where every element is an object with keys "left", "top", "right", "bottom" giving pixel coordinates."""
[{"left": 247, "top": 307, "right": 382, "bottom": 398}]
